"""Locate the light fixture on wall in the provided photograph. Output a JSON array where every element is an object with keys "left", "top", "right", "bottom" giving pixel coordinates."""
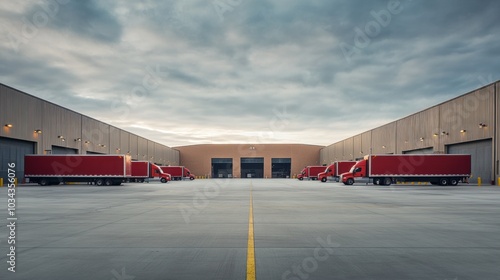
[
  {"left": 419, "top": 137, "right": 424, "bottom": 142},
  {"left": 249, "top": 146, "right": 256, "bottom": 150},
  {"left": 479, "top": 123, "right": 487, "bottom": 128},
  {"left": 433, "top": 133, "right": 439, "bottom": 137},
  {"left": 460, "top": 129, "right": 467, "bottom": 133},
  {"left": 84, "top": 140, "right": 91, "bottom": 144},
  {"left": 74, "top": 138, "right": 82, "bottom": 142},
  {"left": 57, "top": 135, "right": 65, "bottom": 141},
  {"left": 441, "top": 131, "right": 448, "bottom": 135},
  {"left": 382, "top": 145, "right": 386, "bottom": 149},
  {"left": 34, "top": 129, "right": 42, "bottom": 134},
  {"left": 4, "top": 124, "right": 13, "bottom": 128}
]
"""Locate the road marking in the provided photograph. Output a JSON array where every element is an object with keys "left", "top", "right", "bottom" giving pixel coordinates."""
[{"left": 246, "top": 181, "right": 256, "bottom": 280}]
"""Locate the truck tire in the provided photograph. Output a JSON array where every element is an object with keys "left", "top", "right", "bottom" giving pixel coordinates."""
[
  {"left": 373, "top": 179, "right": 380, "bottom": 185},
  {"left": 190, "top": 177, "right": 195, "bottom": 180},
  {"left": 345, "top": 178, "right": 354, "bottom": 185},
  {"left": 39, "top": 179, "right": 49, "bottom": 186},
  {"left": 383, "top": 178, "right": 392, "bottom": 186},
  {"left": 161, "top": 178, "right": 167, "bottom": 183},
  {"left": 96, "top": 179, "right": 105, "bottom": 186},
  {"left": 105, "top": 179, "right": 113, "bottom": 186},
  {"left": 449, "top": 178, "right": 459, "bottom": 186},
  {"left": 298, "top": 177, "right": 303, "bottom": 181},
  {"left": 439, "top": 178, "right": 448, "bottom": 186},
  {"left": 321, "top": 177, "right": 327, "bottom": 182}
]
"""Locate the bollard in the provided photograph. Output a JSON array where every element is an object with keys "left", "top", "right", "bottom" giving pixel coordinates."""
[
  {"left": 14, "top": 178, "right": 18, "bottom": 186},
  {"left": 0, "top": 178, "right": 3, "bottom": 187},
  {"left": 478, "top": 177, "right": 482, "bottom": 187},
  {"left": 497, "top": 177, "right": 500, "bottom": 186}
]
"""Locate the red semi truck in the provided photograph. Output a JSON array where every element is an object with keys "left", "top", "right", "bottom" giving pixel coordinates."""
[
  {"left": 297, "top": 166, "right": 325, "bottom": 180},
  {"left": 160, "top": 166, "right": 195, "bottom": 180},
  {"left": 318, "top": 161, "right": 356, "bottom": 182},
  {"left": 130, "top": 161, "right": 171, "bottom": 183},
  {"left": 340, "top": 154, "right": 471, "bottom": 186},
  {"left": 25, "top": 154, "right": 132, "bottom": 186}
]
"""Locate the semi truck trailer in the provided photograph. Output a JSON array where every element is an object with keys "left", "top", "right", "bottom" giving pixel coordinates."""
[
  {"left": 130, "top": 161, "right": 171, "bottom": 183},
  {"left": 25, "top": 154, "right": 132, "bottom": 186},
  {"left": 340, "top": 154, "right": 471, "bottom": 186},
  {"left": 297, "top": 166, "right": 325, "bottom": 180},
  {"left": 318, "top": 161, "right": 356, "bottom": 182},
  {"left": 159, "top": 166, "right": 195, "bottom": 180}
]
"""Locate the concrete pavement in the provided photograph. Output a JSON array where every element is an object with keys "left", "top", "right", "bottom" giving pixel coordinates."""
[{"left": 0, "top": 179, "right": 499, "bottom": 279}]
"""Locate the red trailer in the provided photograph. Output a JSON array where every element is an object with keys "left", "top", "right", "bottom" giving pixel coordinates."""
[
  {"left": 318, "top": 161, "right": 356, "bottom": 182},
  {"left": 159, "top": 166, "right": 195, "bottom": 181},
  {"left": 25, "top": 154, "right": 132, "bottom": 186},
  {"left": 130, "top": 161, "right": 171, "bottom": 183},
  {"left": 340, "top": 154, "right": 471, "bottom": 186},
  {"left": 297, "top": 166, "right": 325, "bottom": 180}
]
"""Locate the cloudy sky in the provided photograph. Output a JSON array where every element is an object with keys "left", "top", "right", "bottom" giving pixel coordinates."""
[{"left": 1, "top": 0, "right": 499, "bottom": 147}]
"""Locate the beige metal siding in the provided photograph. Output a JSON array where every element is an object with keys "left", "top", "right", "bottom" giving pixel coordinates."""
[
  {"left": 129, "top": 134, "right": 139, "bottom": 160},
  {"left": 439, "top": 84, "right": 494, "bottom": 149},
  {"left": 81, "top": 116, "right": 110, "bottom": 154},
  {"left": 371, "top": 122, "right": 396, "bottom": 154},
  {"left": 41, "top": 102, "right": 82, "bottom": 153},
  {"left": 1, "top": 86, "right": 43, "bottom": 150},
  {"left": 397, "top": 106, "right": 439, "bottom": 153}
]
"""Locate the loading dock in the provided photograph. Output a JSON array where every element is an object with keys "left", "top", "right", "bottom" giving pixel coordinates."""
[
  {"left": 241, "top": 157, "right": 264, "bottom": 178},
  {"left": 271, "top": 158, "right": 291, "bottom": 178},
  {"left": 447, "top": 139, "right": 492, "bottom": 184},
  {"left": 212, "top": 158, "right": 233, "bottom": 178},
  {"left": 0, "top": 137, "right": 35, "bottom": 182}
]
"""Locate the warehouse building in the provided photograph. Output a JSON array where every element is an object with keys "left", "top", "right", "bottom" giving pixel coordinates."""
[
  {"left": 320, "top": 80, "right": 500, "bottom": 184},
  {"left": 0, "top": 83, "right": 180, "bottom": 181},
  {"left": 175, "top": 144, "right": 323, "bottom": 179},
  {"left": 2, "top": 80, "right": 500, "bottom": 184}
]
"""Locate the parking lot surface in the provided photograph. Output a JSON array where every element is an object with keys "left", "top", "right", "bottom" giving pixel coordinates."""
[{"left": 1, "top": 179, "right": 499, "bottom": 279}]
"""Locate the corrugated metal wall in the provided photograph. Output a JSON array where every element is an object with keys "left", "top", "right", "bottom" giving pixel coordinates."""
[
  {"left": 0, "top": 83, "right": 179, "bottom": 168},
  {"left": 319, "top": 81, "right": 499, "bottom": 183}
]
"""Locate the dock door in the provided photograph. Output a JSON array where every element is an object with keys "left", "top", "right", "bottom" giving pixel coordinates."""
[
  {"left": 211, "top": 158, "right": 233, "bottom": 178},
  {"left": 241, "top": 157, "right": 264, "bottom": 178},
  {"left": 272, "top": 158, "right": 291, "bottom": 178}
]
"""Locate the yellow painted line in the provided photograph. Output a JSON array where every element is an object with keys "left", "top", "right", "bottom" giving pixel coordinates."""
[{"left": 246, "top": 181, "right": 256, "bottom": 280}]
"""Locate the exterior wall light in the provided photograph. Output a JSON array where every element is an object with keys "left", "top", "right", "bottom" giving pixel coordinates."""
[
  {"left": 75, "top": 138, "right": 82, "bottom": 142},
  {"left": 419, "top": 137, "right": 424, "bottom": 142},
  {"left": 441, "top": 131, "right": 448, "bottom": 135},
  {"left": 5, "top": 124, "right": 13, "bottom": 128},
  {"left": 34, "top": 129, "right": 42, "bottom": 134},
  {"left": 433, "top": 133, "right": 438, "bottom": 137},
  {"left": 84, "top": 141, "right": 91, "bottom": 144},
  {"left": 460, "top": 129, "right": 467, "bottom": 133},
  {"left": 479, "top": 123, "right": 487, "bottom": 128}
]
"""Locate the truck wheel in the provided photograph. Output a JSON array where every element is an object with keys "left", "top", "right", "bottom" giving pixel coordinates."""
[
  {"left": 190, "top": 177, "right": 195, "bottom": 180},
  {"left": 346, "top": 178, "right": 354, "bottom": 185},
  {"left": 321, "top": 177, "right": 327, "bottom": 182},
  {"left": 449, "top": 178, "right": 459, "bottom": 186},
  {"left": 39, "top": 179, "right": 49, "bottom": 186},
  {"left": 373, "top": 179, "right": 380, "bottom": 185},
  {"left": 439, "top": 178, "right": 448, "bottom": 186},
  {"left": 161, "top": 178, "right": 167, "bottom": 183},
  {"left": 298, "top": 177, "right": 303, "bottom": 181},
  {"left": 383, "top": 178, "right": 392, "bottom": 186},
  {"left": 104, "top": 179, "right": 113, "bottom": 186},
  {"left": 96, "top": 179, "right": 105, "bottom": 186}
]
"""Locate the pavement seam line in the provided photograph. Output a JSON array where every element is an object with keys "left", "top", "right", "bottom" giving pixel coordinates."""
[{"left": 246, "top": 181, "right": 256, "bottom": 280}]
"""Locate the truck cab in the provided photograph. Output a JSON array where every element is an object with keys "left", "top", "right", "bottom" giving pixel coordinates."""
[
  {"left": 318, "top": 164, "right": 333, "bottom": 182},
  {"left": 340, "top": 160, "right": 367, "bottom": 185},
  {"left": 151, "top": 163, "right": 171, "bottom": 183},
  {"left": 297, "top": 168, "right": 307, "bottom": 180}
]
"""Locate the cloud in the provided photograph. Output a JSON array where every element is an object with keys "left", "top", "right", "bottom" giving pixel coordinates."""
[{"left": 0, "top": 0, "right": 499, "bottom": 147}]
